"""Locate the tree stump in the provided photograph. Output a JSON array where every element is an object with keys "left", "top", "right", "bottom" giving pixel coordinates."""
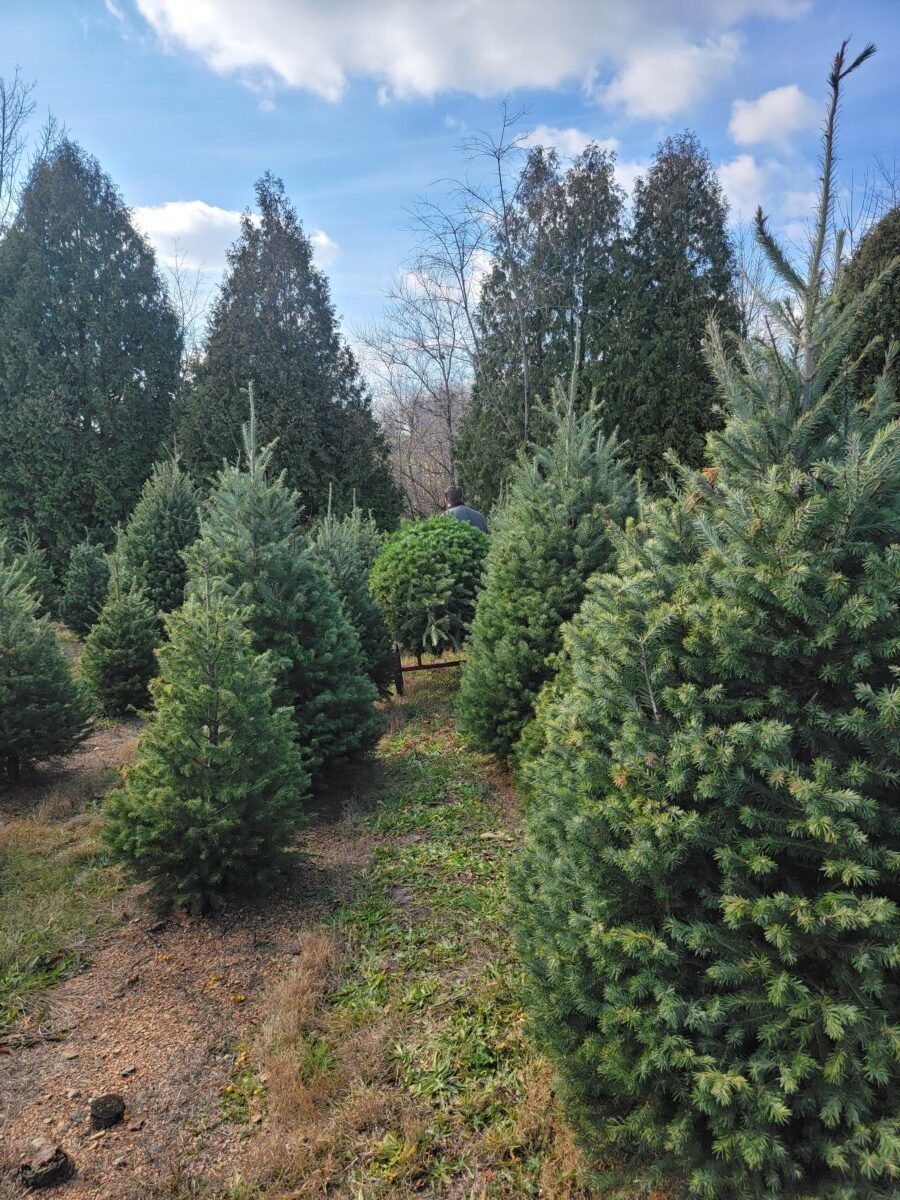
[
  {"left": 17, "top": 1144, "right": 75, "bottom": 1190},
  {"left": 90, "top": 1093, "right": 126, "bottom": 1130}
]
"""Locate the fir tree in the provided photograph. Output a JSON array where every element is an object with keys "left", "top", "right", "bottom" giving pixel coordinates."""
[
  {"left": 104, "top": 581, "right": 309, "bottom": 913},
  {"left": 116, "top": 453, "right": 199, "bottom": 623},
  {"left": 59, "top": 538, "right": 110, "bottom": 635},
  {"left": 0, "top": 140, "right": 181, "bottom": 568},
  {"left": 512, "top": 43, "right": 900, "bottom": 1200},
  {"left": 370, "top": 516, "right": 488, "bottom": 657},
  {"left": 82, "top": 562, "right": 158, "bottom": 716},
  {"left": 0, "top": 549, "right": 90, "bottom": 780},
  {"left": 310, "top": 498, "right": 395, "bottom": 696},
  {"left": 0, "top": 525, "right": 56, "bottom": 617},
  {"left": 458, "top": 369, "right": 634, "bottom": 760},
  {"left": 186, "top": 403, "right": 379, "bottom": 781},
  {"left": 178, "top": 173, "right": 400, "bottom": 523}
]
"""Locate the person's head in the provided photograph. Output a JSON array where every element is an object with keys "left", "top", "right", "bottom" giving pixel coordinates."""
[{"left": 444, "top": 485, "right": 464, "bottom": 509}]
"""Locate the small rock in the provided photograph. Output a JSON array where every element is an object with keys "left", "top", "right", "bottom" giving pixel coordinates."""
[
  {"left": 61, "top": 1050, "right": 78, "bottom": 1061},
  {"left": 90, "top": 1094, "right": 127, "bottom": 1130},
  {"left": 126, "top": 1118, "right": 145, "bottom": 1132},
  {"left": 66, "top": 1088, "right": 80, "bottom": 1100},
  {"left": 120, "top": 1065, "right": 136, "bottom": 1077},
  {"left": 17, "top": 1143, "right": 75, "bottom": 1190}
]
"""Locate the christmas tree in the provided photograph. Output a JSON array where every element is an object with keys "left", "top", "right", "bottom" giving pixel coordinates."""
[
  {"left": 0, "top": 548, "right": 90, "bottom": 780},
  {"left": 370, "top": 516, "right": 488, "bottom": 657},
  {"left": 116, "top": 453, "right": 199, "bottom": 622},
  {"left": 104, "top": 580, "right": 309, "bottom": 913},
  {"left": 458, "top": 370, "right": 634, "bottom": 760},
  {"left": 512, "top": 42, "right": 900, "bottom": 1199},
  {"left": 310, "top": 498, "right": 395, "bottom": 695},
  {"left": 82, "top": 559, "right": 158, "bottom": 716},
  {"left": 59, "top": 538, "right": 109, "bottom": 635},
  {"left": 0, "top": 526, "right": 57, "bottom": 618},
  {"left": 186, "top": 400, "right": 379, "bottom": 781}
]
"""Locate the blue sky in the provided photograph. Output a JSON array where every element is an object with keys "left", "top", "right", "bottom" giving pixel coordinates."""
[{"left": 3, "top": 1, "right": 898, "bottom": 339}]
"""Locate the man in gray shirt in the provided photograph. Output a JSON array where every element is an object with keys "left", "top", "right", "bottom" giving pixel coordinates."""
[{"left": 443, "top": 485, "right": 488, "bottom": 533}]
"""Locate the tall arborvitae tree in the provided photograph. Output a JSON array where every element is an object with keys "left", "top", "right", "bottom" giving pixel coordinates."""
[
  {"left": 178, "top": 173, "right": 401, "bottom": 524},
  {"left": 59, "top": 537, "right": 110, "bottom": 635},
  {"left": 511, "top": 44, "right": 900, "bottom": 1200},
  {"left": 186, "top": 405, "right": 379, "bottom": 781},
  {"left": 613, "top": 132, "right": 738, "bottom": 481},
  {"left": 458, "top": 370, "right": 634, "bottom": 760},
  {"left": 841, "top": 204, "right": 900, "bottom": 398},
  {"left": 0, "top": 140, "right": 181, "bottom": 568},
  {"left": 116, "top": 453, "right": 199, "bottom": 622},
  {"left": 82, "top": 558, "right": 158, "bottom": 716},
  {"left": 104, "top": 581, "right": 309, "bottom": 913},
  {"left": 458, "top": 144, "right": 625, "bottom": 509},
  {"left": 310, "top": 500, "right": 395, "bottom": 696},
  {"left": 0, "top": 549, "right": 90, "bottom": 780}
]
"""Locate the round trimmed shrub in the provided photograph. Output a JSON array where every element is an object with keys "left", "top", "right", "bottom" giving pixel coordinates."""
[{"left": 369, "top": 516, "right": 488, "bottom": 657}]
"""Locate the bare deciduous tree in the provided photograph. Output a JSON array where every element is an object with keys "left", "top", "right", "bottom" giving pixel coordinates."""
[{"left": 0, "top": 68, "right": 36, "bottom": 228}]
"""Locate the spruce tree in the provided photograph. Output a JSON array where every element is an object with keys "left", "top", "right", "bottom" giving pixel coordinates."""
[
  {"left": 310, "top": 500, "right": 395, "bottom": 696},
  {"left": 0, "top": 550, "right": 90, "bottom": 781},
  {"left": 0, "top": 140, "right": 181, "bottom": 568},
  {"left": 178, "top": 173, "right": 400, "bottom": 523},
  {"left": 458, "top": 371, "right": 634, "bottom": 760},
  {"left": 186, "top": 404, "right": 379, "bottom": 781},
  {"left": 512, "top": 43, "right": 900, "bottom": 1199},
  {"left": 104, "top": 581, "right": 309, "bottom": 913},
  {"left": 59, "top": 538, "right": 110, "bottom": 635},
  {"left": 116, "top": 453, "right": 199, "bottom": 622},
  {"left": 82, "top": 563, "right": 158, "bottom": 716},
  {"left": 0, "top": 526, "right": 56, "bottom": 617}
]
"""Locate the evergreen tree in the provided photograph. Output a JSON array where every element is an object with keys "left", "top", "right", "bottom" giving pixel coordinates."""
[
  {"left": 59, "top": 538, "right": 110, "bottom": 635},
  {"left": 104, "top": 581, "right": 309, "bottom": 913},
  {"left": 0, "top": 549, "right": 90, "bottom": 781},
  {"left": 459, "top": 143, "right": 626, "bottom": 509},
  {"left": 511, "top": 44, "right": 900, "bottom": 1199},
  {"left": 370, "top": 516, "right": 488, "bottom": 657},
  {"left": 310, "top": 499, "right": 395, "bottom": 696},
  {"left": 613, "top": 131, "right": 738, "bottom": 481},
  {"left": 116, "top": 453, "right": 199, "bottom": 623},
  {"left": 178, "top": 174, "right": 401, "bottom": 524},
  {"left": 841, "top": 205, "right": 900, "bottom": 398},
  {"left": 82, "top": 563, "right": 158, "bottom": 716},
  {"left": 458, "top": 371, "right": 635, "bottom": 760},
  {"left": 186, "top": 405, "right": 379, "bottom": 781},
  {"left": 0, "top": 140, "right": 181, "bottom": 567},
  {"left": 0, "top": 525, "right": 56, "bottom": 617}
]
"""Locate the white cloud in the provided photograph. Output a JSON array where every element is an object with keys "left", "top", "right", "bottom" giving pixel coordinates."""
[
  {"left": 311, "top": 229, "right": 340, "bottom": 268},
  {"left": 104, "top": 0, "right": 125, "bottom": 20},
  {"left": 133, "top": 0, "right": 807, "bottom": 109},
  {"left": 729, "top": 84, "right": 819, "bottom": 146},
  {"left": 522, "top": 125, "right": 619, "bottom": 157},
  {"left": 133, "top": 199, "right": 244, "bottom": 271},
  {"left": 602, "top": 34, "right": 739, "bottom": 119},
  {"left": 782, "top": 188, "right": 817, "bottom": 217},
  {"left": 719, "top": 154, "right": 769, "bottom": 219}
]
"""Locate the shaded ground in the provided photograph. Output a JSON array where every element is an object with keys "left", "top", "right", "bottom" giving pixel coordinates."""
[{"left": 1, "top": 671, "right": 599, "bottom": 1199}]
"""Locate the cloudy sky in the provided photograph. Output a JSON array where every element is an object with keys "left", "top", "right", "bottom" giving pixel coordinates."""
[{"left": 3, "top": 1, "right": 898, "bottom": 335}]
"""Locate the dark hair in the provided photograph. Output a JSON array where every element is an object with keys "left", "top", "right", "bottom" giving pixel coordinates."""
[{"left": 445, "top": 485, "right": 464, "bottom": 507}]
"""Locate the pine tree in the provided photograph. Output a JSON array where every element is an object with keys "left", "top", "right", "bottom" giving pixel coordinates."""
[
  {"left": 186, "top": 403, "right": 380, "bottom": 781},
  {"left": 0, "top": 140, "right": 181, "bottom": 568},
  {"left": 512, "top": 43, "right": 900, "bottom": 1199},
  {"left": 612, "top": 131, "right": 738, "bottom": 482},
  {"left": 0, "top": 549, "right": 90, "bottom": 780},
  {"left": 310, "top": 498, "right": 395, "bottom": 696},
  {"left": 458, "top": 370, "right": 634, "bottom": 760},
  {"left": 82, "top": 561, "right": 158, "bottom": 716},
  {"left": 178, "top": 173, "right": 400, "bottom": 524},
  {"left": 116, "top": 453, "right": 199, "bottom": 622},
  {"left": 370, "top": 516, "right": 488, "bottom": 658},
  {"left": 59, "top": 538, "right": 110, "bottom": 635},
  {"left": 104, "top": 581, "right": 309, "bottom": 913}
]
